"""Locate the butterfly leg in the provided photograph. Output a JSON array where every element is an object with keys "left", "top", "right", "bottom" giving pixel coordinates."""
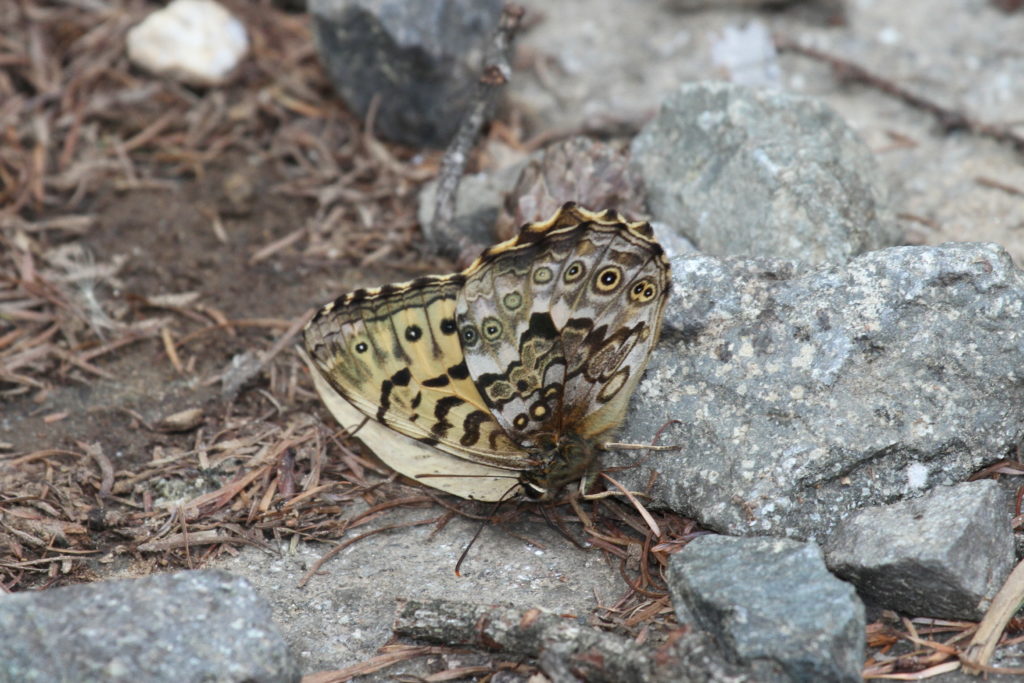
[
  {"left": 568, "top": 492, "right": 634, "bottom": 546},
  {"left": 599, "top": 442, "right": 680, "bottom": 451},
  {"left": 584, "top": 441, "right": 679, "bottom": 499}
]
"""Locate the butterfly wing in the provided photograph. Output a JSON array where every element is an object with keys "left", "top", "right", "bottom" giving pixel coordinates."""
[
  {"left": 303, "top": 275, "right": 535, "bottom": 470},
  {"left": 298, "top": 346, "right": 520, "bottom": 501},
  {"left": 456, "top": 203, "right": 670, "bottom": 444}
]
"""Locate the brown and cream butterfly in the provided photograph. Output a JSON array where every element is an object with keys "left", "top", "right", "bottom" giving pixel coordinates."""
[{"left": 301, "top": 203, "right": 670, "bottom": 501}]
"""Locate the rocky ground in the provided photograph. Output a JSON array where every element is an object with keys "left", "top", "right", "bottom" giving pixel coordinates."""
[{"left": 2, "top": 0, "right": 1024, "bottom": 681}]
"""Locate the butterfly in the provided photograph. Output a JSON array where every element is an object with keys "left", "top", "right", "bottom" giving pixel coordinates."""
[{"left": 301, "top": 202, "right": 671, "bottom": 502}]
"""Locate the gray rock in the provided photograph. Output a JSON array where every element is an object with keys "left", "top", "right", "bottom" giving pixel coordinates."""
[
  {"left": 0, "top": 570, "right": 298, "bottom": 683},
  {"left": 825, "top": 480, "right": 1014, "bottom": 620},
  {"left": 309, "top": 0, "right": 503, "bottom": 147},
  {"left": 669, "top": 535, "right": 865, "bottom": 682},
  {"left": 631, "top": 81, "right": 899, "bottom": 264},
  {"left": 610, "top": 241, "right": 1024, "bottom": 540}
]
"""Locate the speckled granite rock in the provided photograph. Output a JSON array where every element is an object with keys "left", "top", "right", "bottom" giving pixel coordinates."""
[
  {"left": 611, "top": 241, "right": 1024, "bottom": 540},
  {"left": 0, "top": 570, "right": 298, "bottom": 683},
  {"left": 669, "top": 535, "right": 864, "bottom": 682},
  {"left": 631, "top": 81, "right": 899, "bottom": 264}
]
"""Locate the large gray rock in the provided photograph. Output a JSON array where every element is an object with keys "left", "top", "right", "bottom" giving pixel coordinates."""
[
  {"left": 825, "top": 480, "right": 1014, "bottom": 620},
  {"left": 669, "top": 535, "right": 865, "bottom": 682},
  {"left": 631, "top": 81, "right": 899, "bottom": 264},
  {"left": 310, "top": 0, "right": 503, "bottom": 147},
  {"left": 0, "top": 570, "right": 298, "bottom": 683},
  {"left": 610, "top": 241, "right": 1024, "bottom": 540}
]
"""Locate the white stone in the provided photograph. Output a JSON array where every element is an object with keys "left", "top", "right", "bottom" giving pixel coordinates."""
[
  {"left": 126, "top": 0, "right": 248, "bottom": 86},
  {"left": 906, "top": 462, "right": 929, "bottom": 490}
]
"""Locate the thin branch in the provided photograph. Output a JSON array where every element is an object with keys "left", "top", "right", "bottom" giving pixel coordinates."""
[
  {"left": 427, "top": 4, "right": 524, "bottom": 258},
  {"left": 962, "top": 556, "right": 1024, "bottom": 674},
  {"left": 775, "top": 38, "right": 1024, "bottom": 155}
]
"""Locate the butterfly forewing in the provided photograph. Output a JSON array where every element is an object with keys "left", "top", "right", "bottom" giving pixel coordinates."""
[{"left": 303, "top": 276, "right": 531, "bottom": 469}]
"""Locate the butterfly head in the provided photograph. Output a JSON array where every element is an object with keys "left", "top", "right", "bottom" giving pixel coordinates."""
[{"left": 518, "top": 433, "right": 600, "bottom": 501}]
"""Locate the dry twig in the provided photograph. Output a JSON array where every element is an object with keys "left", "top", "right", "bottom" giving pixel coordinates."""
[
  {"left": 427, "top": 5, "right": 524, "bottom": 259},
  {"left": 775, "top": 38, "right": 1024, "bottom": 155}
]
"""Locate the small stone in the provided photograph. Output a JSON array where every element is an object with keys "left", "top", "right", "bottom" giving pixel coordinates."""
[
  {"left": 417, "top": 136, "right": 656, "bottom": 253},
  {"left": 220, "top": 350, "right": 263, "bottom": 399},
  {"left": 155, "top": 407, "right": 204, "bottom": 433},
  {"left": 496, "top": 137, "right": 647, "bottom": 241},
  {"left": 126, "top": 0, "right": 249, "bottom": 87},
  {"left": 825, "top": 480, "right": 1014, "bottom": 620},
  {"left": 669, "top": 535, "right": 865, "bottom": 682},
  {"left": 417, "top": 162, "right": 526, "bottom": 250}
]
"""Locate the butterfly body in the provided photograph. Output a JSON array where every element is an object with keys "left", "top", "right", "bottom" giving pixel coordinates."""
[
  {"left": 303, "top": 203, "right": 670, "bottom": 501},
  {"left": 515, "top": 432, "right": 599, "bottom": 500}
]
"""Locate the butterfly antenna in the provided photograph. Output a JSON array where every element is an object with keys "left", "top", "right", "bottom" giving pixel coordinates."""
[{"left": 454, "top": 483, "right": 519, "bottom": 576}]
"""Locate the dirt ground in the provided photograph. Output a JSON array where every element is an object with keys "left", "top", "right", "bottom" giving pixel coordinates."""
[{"left": 0, "top": 0, "right": 455, "bottom": 581}]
